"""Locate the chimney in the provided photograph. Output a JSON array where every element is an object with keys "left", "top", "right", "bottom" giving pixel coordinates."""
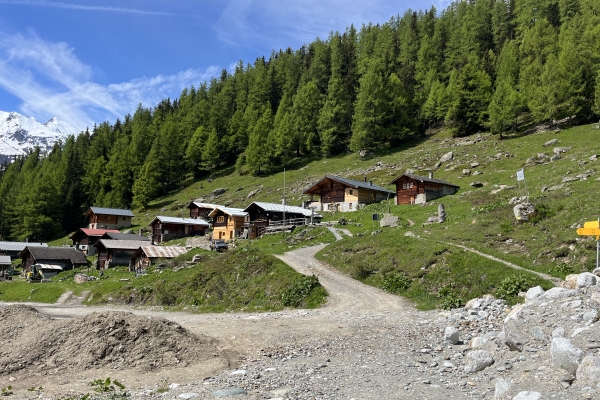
[
  {"left": 364, "top": 176, "right": 367, "bottom": 182},
  {"left": 369, "top": 181, "right": 373, "bottom": 186},
  {"left": 429, "top": 172, "right": 433, "bottom": 179}
]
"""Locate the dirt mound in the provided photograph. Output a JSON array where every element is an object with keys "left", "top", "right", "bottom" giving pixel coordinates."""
[{"left": 0, "top": 305, "right": 220, "bottom": 376}]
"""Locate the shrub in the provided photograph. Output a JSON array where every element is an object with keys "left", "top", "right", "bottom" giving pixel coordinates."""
[
  {"left": 382, "top": 273, "right": 411, "bottom": 293},
  {"left": 496, "top": 274, "right": 533, "bottom": 300},
  {"left": 282, "top": 275, "right": 321, "bottom": 307}
]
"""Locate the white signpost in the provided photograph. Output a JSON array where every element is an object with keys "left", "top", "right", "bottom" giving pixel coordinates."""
[{"left": 516, "top": 169, "right": 528, "bottom": 199}]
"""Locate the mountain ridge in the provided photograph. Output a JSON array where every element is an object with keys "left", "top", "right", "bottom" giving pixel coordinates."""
[{"left": 0, "top": 111, "right": 79, "bottom": 162}]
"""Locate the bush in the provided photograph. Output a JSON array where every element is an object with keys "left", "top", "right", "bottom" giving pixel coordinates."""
[
  {"left": 496, "top": 274, "right": 533, "bottom": 300},
  {"left": 282, "top": 275, "right": 321, "bottom": 307},
  {"left": 382, "top": 273, "right": 411, "bottom": 293}
]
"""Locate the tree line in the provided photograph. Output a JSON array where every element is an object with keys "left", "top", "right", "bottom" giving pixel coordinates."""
[{"left": 1, "top": 0, "right": 600, "bottom": 241}]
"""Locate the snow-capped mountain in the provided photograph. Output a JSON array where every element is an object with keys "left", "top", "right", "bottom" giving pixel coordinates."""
[{"left": 0, "top": 111, "right": 80, "bottom": 162}]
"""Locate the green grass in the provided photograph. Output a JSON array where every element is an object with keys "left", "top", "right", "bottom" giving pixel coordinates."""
[
  {"left": 1, "top": 247, "right": 328, "bottom": 312},
  {"left": 316, "top": 230, "right": 554, "bottom": 310},
  {"left": 240, "top": 226, "right": 337, "bottom": 255}
]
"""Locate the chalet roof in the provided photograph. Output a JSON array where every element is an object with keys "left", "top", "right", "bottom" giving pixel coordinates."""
[
  {"left": 187, "top": 201, "right": 221, "bottom": 210},
  {"left": 101, "top": 232, "right": 151, "bottom": 241},
  {"left": 0, "top": 256, "right": 11, "bottom": 265},
  {"left": 0, "top": 241, "right": 47, "bottom": 252},
  {"left": 390, "top": 173, "right": 460, "bottom": 188},
  {"left": 245, "top": 202, "right": 322, "bottom": 218},
  {"left": 86, "top": 207, "right": 134, "bottom": 217},
  {"left": 69, "top": 228, "right": 119, "bottom": 239},
  {"left": 208, "top": 206, "right": 247, "bottom": 218},
  {"left": 137, "top": 246, "right": 187, "bottom": 259},
  {"left": 21, "top": 246, "right": 87, "bottom": 265},
  {"left": 95, "top": 239, "right": 148, "bottom": 251},
  {"left": 304, "top": 175, "right": 395, "bottom": 195},
  {"left": 149, "top": 216, "right": 210, "bottom": 226}
]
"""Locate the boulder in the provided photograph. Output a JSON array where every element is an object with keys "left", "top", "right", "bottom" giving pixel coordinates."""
[
  {"left": 513, "top": 203, "right": 535, "bottom": 221},
  {"left": 525, "top": 286, "right": 545, "bottom": 303},
  {"left": 380, "top": 214, "right": 399, "bottom": 228},
  {"left": 494, "top": 379, "right": 512, "bottom": 400},
  {"left": 543, "top": 139, "right": 558, "bottom": 147},
  {"left": 444, "top": 326, "right": 460, "bottom": 344},
  {"left": 470, "top": 162, "right": 480, "bottom": 168},
  {"left": 463, "top": 169, "right": 471, "bottom": 175},
  {"left": 464, "top": 350, "right": 494, "bottom": 373},
  {"left": 470, "top": 182, "right": 484, "bottom": 188},
  {"left": 212, "top": 188, "right": 227, "bottom": 196},
  {"left": 550, "top": 153, "right": 561, "bottom": 162},
  {"left": 503, "top": 322, "right": 525, "bottom": 352},
  {"left": 247, "top": 188, "right": 261, "bottom": 198},
  {"left": 575, "top": 355, "right": 600, "bottom": 388},
  {"left": 543, "top": 287, "right": 578, "bottom": 300},
  {"left": 551, "top": 337, "right": 583, "bottom": 375},
  {"left": 563, "top": 274, "right": 579, "bottom": 289},
  {"left": 554, "top": 146, "right": 571, "bottom": 154},
  {"left": 577, "top": 272, "right": 597, "bottom": 288},
  {"left": 440, "top": 151, "right": 453, "bottom": 162}
]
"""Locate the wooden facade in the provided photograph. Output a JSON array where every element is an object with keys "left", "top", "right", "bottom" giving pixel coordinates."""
[
  {"left": 69, "top": 228, "right": 119, "bottom": 256},
  {"left": 131, "top": 246, "right": 187, "bottom": 273},
  {"left": 19, "top": 246, "right": 88, "bottom": 274},
  {"left": 304, "top": 175, "right": 395, "bottom": 212},
  {"left": 242, "top": 202, "right": 320, "bottom": 238},
  {"left": 148, "top": 216, "right": 209, "bottom": 244},
  {"left": 209, "top": 207, "right": 248, "bottom": 241},
  {"left": 0, "top": 256, "right": 11, "bottom": 280},
  {"left": 187, "top": 201, "right": 220, "bottom": 221},
  {"left": 390, "top": 173, "right": 459, "bottom": 205},
  {"left": 86, "top": 207, "right": 134, "bottom": 230},
  {"left": 94, "top": 239, "right": 147, "bottom": 270}
]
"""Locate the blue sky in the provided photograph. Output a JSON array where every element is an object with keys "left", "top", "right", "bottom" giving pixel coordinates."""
[{"left": 0, "top": 0, "right": 450, "bottom": 131}]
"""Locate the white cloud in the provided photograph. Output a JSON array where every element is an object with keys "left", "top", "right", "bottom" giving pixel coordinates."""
[
  {"left": 0, "top": 0, "right": 173, "bottom": 16},
  {"left": 214, "top": 0, "right": 440, "bottom": 50},
  {"left": 0, "top": 32, "right": 219, "bottom": 130}
]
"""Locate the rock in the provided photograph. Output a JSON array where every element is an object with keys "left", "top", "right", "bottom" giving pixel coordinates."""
[
  {"left": 179, "top": 394, "right": 199, "bottom": 399},
  {"left": 552, "top": 327, "right": 565, "bottom": 338},
  {"left": 229, "top": 369, "right": 246, "bottom": 376},
  {"left": 562, "top": 176, "right": 579, "bottom": 183},
  {"left": 563, "top": 274, "right": 579, "bottom": 289},
  {"left": 212, "top": 188, "right": 227, "bottom": 196},
  {"left": 191, "top": 254, "right": 202, "bottom": 263},
  {"left": 438, "top": 204, "right": 446, "bottom": 223},
  {"left": 463, "top": 169, "right": 471, "bottom": 175},
  {"left": 512, "top": 392, "right": 541, "bottom": 400},
  {"left": 494, "top": 379, "right": 512, "bottom": 400},
  {"left": 543, "top": 139, "right": 557, "bottom": 147},
  {"left": 404, "top": 231, "right": 415, "bottom": 237},
  {"left": 551, "top": 337, "right": 583, "bottom": 375},
  {"left": 444, "top": 326, "right": 460, "bottom": 344},
  {"left": 464, "top": 350, "right": 494, "bottom": 373},
  {"left": 543, "top": 287, "right": 578, "bottom": 300},
  {"left": 554, "top": 146, "right": 571, "bottom": 154},
  {"left": 470, "top": 181, "right": 483, "bottom": 188},
  {"left": 440, "top": 151, "right": 453, "bottom": 162},
  {"left": 469, "top": 336, "right": 486, "bottom": 348},
  {"left": 525, "top": 286, "right": 544, "bottom": 303},
  {"left": 380, "top": 214, "right": 399, "bottom": 228},
  {"left": 212, "top": 388, "right": 247, "bottom": 398},
  {"left": 503, "top": 323, "right": 524, "bottom": 352},
  {"left": 359, "top": 149, "right": 373, "bottom": 157},
  {"left": 577, "top": 272, "right": 597, "bottom": 288},
  {"left": 575, "top": 355, "right": 600, "bottom": 388},
  {"left": 470, "top": 162, "right": 480, "bottom": 168},
  {"left": 247, "top": 188, "right": 261, "bottom": 198},
  {"left": 513, "top": 203, "right": 535, "bottom": 221},
  {"left": 550, "top": 153, "right": 561, "bottom": 162}
]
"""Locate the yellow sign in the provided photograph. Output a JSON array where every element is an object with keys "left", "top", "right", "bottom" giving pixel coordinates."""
[
  {"left": 584, "top": 221, "right": 600, "bottom": 229},
  {"left": 577, "top": 227, "right": 600, "bottom": 239}
]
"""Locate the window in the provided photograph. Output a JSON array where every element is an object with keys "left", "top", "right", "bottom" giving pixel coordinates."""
[
  {"left": 217, "top": 216, "right": 225, "bottom": 223},
  {"left": 349, "top": 203, "right": 353, "bottom": 209},
  {"left": 402, "top": 182, "right": 414, "bottom": 190},
  {"left": 349, "top": 189, "right": 353, "bottom": 195}
]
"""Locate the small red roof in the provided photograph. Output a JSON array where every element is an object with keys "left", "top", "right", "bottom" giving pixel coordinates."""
[{"left": 70, "top": 228, "right": 120, "bottom": 239}]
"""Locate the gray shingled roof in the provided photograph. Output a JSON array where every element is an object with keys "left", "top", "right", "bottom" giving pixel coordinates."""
[
  {"left": 390, "top": 173, "right": 460, "bottom": 188},
  {"left": 149, "top": 216, "right": 210, "bottom": 226},
  {"left": 305, "top": 175, "right": 395, "bottom": 195},
  {"left": 24, "top": 246, "right": 88, "bottom": 265},
  {"left": 96, "top": 240, "right": 148, "bottom": 250},
  {"left": 0, "top": 241, "right": 47, "bottom": 252},
  {"left": 138, "top": 246, "right": 188, "bottom": 259},
  {"left": 0, "top": 256, "right": 11, "bottom": 265},
  {"left": 102, "top": 232, "right": 151, "bottom": 241},
  {"left": 208, "top": 207, "right": 247, "bottom": 218},
  {"left": 245, "top": 202, "right": 322, "bottom": 218},
  {"left": 87, "top": 207, "right": 134, "bottom": 217}
]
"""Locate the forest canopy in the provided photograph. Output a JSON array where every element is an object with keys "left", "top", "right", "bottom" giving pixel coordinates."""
[{"left": 1, "top": 0, "right": 600, "bottom": 241}]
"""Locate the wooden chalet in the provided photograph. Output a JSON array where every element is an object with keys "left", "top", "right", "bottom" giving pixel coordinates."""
[
  {"left": 69, "top": 228, "right": 119, "bottom": 256},
  {"left": 242, "top": 201, "right": 322, "bottom": 238},
  {"left": 209, "top": 207, "right": 248, "bottom": 241},
  {"left": 148, "top": 216, "right": 209, "bottom": 244},
  {"left": 131, "top": 246, "right": 187, "bottom": 273},
  {"left": 304, "top": 175, "right": 395, "bottom": 212},
  {"left": 20, "top": 246, "right": 88, "bottom": 276},
  {"left": 0, "top": 256, "right": 11, "bottom": 280},
  {"left": 187, "top": 201, "right": 220, "bottom": 221},
  {"left": 94, "top": 239, "right": 147, "bottom": 270},
  {"left": 390, "top": 172, "right": 460, "bottom": 205},
  {"left": 0, "top": 241, "right": 48, "bottom": 259},
  {"left": 85, "top": 207, "right": 134, "bottom": 230}
]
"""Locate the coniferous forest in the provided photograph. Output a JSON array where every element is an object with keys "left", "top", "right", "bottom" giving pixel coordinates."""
[{"left": 1, "top": 0, "right": 600, "bottom": 242}]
